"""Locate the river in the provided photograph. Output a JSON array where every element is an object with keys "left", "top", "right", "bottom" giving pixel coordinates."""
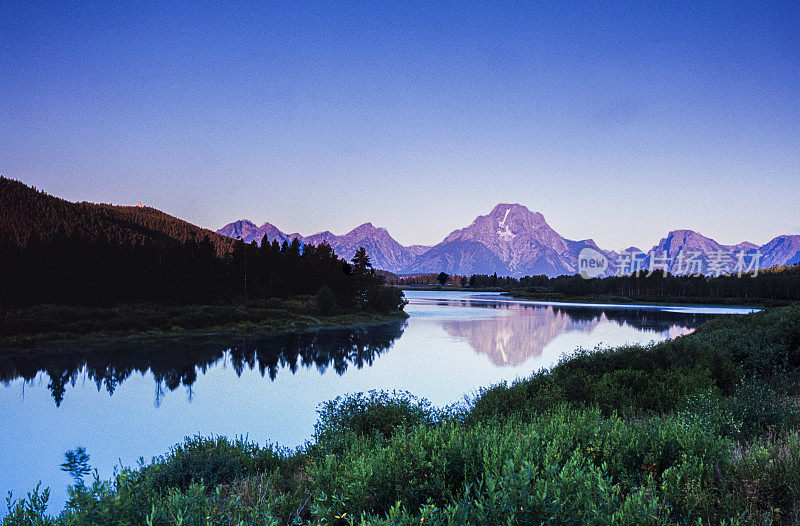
[{"left": 0, "top": 291, "right": 757, "bottom": 514}]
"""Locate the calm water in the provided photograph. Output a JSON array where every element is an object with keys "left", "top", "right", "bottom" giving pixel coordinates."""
[{"left": 0, "top": 291, "right": 757, "bottom": 514}]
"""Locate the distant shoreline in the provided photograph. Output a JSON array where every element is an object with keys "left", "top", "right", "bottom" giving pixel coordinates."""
[
  {"left": 0, "top": 301, "right": 408, "bottom": 351},
  {"left": 398, "top": 285, "right": 783, "bottom": 308},
  {"left": 504, "top": 290, "right": 785, "bottom": 308},
  {"left": 397, "top": 285, "right": 505, "bottom": 292}
]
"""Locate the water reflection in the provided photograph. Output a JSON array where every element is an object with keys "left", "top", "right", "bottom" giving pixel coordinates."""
[
  {"left": 0, "top": 321, "right": 407, "bottom": 406},
  {"left": 0, "top": 298, "right": 728, "bottom": 405},
  {"left": 2, "top": 293, "right": 757, "bottom": 517},
  {"left": 415, "top": 296, "right": 714, "bottom": 366}
]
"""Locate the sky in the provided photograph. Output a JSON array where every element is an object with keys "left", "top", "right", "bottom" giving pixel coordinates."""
[{"left": 1, "top": 1, "right": 799, "bottom": 250}]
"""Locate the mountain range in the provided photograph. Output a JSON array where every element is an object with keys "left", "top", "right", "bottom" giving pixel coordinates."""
[
  {"left": 218, "top": 204, "right": 800, "bottom": 278},
  {"left": 5, "top": 175, "right": 794, "bottom": 281}
]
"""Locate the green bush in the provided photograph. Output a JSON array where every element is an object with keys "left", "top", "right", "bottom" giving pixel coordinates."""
[
  {"left": 309, "top": 406, "right": 729, "bottom": 523},
  {"left": 725, "top": 431, "right": 800, "bottom": 521},
  {"left": 314, "top": 391, "right": 441, "bottom": 449},
  {"left": 141, "top": 436, "right": 261, "bottom": 493},
  {"left": 683, "top": 379, "right": 800, "bottom": 440}
]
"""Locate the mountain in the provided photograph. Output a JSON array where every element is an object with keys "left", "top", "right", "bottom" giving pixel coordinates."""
[
  {"left": 0, "top": 178, "right": 399, "bottom": 308},
  {"left": 403, "top": 240, "right": 511, "bottom": 275},
  {"left": 216, "top": 220, "right": 414, "bottom": 272},
  {"left": 307, "top": 223, "right": 415, "bottom": 272},
  {"left": 757, "top": 235, "right": 800, "bottom": 268},
  {"left": 645, "top": 230, "right": 741, "bottom": 274},
  {"left": 636, "top": 230, "right": 766, "bottom": 275},
  {"left": 410, "top": 204, "right": 604, "bottom": 277},
  {"left": 217, "top": 220, "right": 293, "bottom": 245},
  {"left": 652, "top": 230, "right": 729, "bottom": 259},
  {"left": 218, "top": 204, "right": 800, "bottom": 278},
  {"left": 216, "top": 219, "right": 259, "bottom": 242},
  {"left": 406, "top": 245, "right": 433, "bottom": 257}
]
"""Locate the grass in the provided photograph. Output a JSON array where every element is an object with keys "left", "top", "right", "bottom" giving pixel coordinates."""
[
  {"left": 5, "top": 304, "right": 800, "bottom": 525},
  {"left": 0, "top": 298, "right": 408, "bottom": 347}
]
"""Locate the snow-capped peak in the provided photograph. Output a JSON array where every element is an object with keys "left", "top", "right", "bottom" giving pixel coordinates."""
[{"left": 497, "top": 207, "right": 516, "bottom": 241}]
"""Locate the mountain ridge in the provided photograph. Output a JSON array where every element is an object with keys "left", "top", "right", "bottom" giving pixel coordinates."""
[{"left": 219, "top": 204, "right": 800, "bottom": 277}]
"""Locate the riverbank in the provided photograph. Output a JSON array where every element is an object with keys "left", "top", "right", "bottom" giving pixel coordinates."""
[
  {"left": 398, "top": 285, "right": 505, "bottom": 292},
  {"left": 7, "top": 304, "right": 800, "bottom": 524},
  {"left": 504, "top": 290, "right": 791, "bottom": 307},
  {"left": 0, "top": 297, "right": 408, "bottom": 348},
  {"left": 398, "top": 285, "right": 787, "bottom": 307}
]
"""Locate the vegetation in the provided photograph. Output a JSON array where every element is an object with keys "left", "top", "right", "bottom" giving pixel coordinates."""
[
  {"left": 7, "top": 304, "right": 800, "bottom": 524},
  {"left": 389, "top": 267, "right": 800, "bottom": 305},
  {"left": 386, "top": 273, "right": 472, "bottom": 287},
  {"left": 468, "top": 265, "right": 800, "bottom": 305},
  {"left": 0, "top": 178, "right": 406, "bottom": 340},
  {"left": 0, "top": 297, "right": 407, "bottom": 345}
]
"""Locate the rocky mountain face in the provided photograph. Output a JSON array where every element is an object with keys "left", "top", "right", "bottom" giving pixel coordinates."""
[
  {"left": 406, "top": 245, "right": 433, "bottom": 257},
  {"left": 635, "top": 230, "right": 772, "bottom": 275},
  {"left": 411, "top": 204, "right": 603, "bottom": 277},
  {"left": 217, "top": 220, "right": 292, "bottom": 245},
  {"left": 759, "top": 235, "right": 800, "bottom": 268},
  {"left": 216, "top": 220, "right": 415, "bottom": 272},
  {"left": 218, "top": 205, "right": 800, "bottom": 277},
  {"left": 403, "top": 240, "right": 511, "bottom": 275},
  {"left": 306, "top": 223, "right": 415, "bottom": 272}
]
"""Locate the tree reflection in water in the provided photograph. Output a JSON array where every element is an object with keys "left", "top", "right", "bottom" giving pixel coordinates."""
[{"left": 0, "top": 321, "right": 407, "bottom": 406}]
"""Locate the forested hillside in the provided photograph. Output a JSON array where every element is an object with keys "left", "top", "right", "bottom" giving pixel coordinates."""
[
  {"left": 0, "top": 177, "right": 237, "bottom": 256},
  {"left": 0, "top": 178, "right": 404, "bottom": 313}
]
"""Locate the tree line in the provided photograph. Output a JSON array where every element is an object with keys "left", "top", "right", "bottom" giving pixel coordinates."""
[
  {"left": 385, "top": 272, "right": 470, "bottom": 287},
  {"left": 0, "top": 177, "right": 404, "bottom": 312},
  {"left": 468, "top": 264, "right": 800, "bottom": 301},
  {"left": 0, "top": 233, "right": 405, "bottom": 312}
]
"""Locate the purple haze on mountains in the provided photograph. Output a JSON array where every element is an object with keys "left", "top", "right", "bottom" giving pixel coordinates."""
[{"left": 218, "top": 204, "right": 800, "bottom": 277}]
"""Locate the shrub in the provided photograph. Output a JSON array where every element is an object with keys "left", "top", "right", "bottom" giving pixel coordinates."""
[
  {"left": 314, "top": 285, "right": 337, "bottom": 315},
  {"left": 309, "top": 406, "right": 729, "bottom": 523},
  {"left": 314, "top": 391, "right": 440, "bottom": 448},
  {"left": 725, "top": 431, "right": 800, "bottom": 522},
  {"left": 365, "top": 286, "right": 407, "bottom": 314},
  {"left": 141, "top": 436, "right": 260, "bottom": 493}
]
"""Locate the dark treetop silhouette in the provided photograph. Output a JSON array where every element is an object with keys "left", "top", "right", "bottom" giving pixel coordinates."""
[{"left": 0, "top": 177, "right": 405, "bottom": 314}]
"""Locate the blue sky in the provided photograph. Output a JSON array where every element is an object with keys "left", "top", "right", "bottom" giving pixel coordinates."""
[{"left": 1, "top": 1, "right": 798, "bottom": 250}]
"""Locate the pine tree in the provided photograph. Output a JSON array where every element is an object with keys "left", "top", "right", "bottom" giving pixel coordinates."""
[{"left": 352, "top": 247, "right": 372, "bottom": 274}]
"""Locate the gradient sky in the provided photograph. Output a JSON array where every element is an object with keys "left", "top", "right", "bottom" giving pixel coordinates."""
[{"left": 1, "top": 1, "right": 799, "bottom": 250}]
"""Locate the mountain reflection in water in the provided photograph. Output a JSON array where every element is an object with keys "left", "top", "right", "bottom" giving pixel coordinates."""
[
  {"left": 431, "top": 299, "right": 713, "bottom": 366},
  {"left": 1, "top": 297, "right": 723, "bottom": 406},
  {"left": 0, "top": 321, "right": 407, "bottom": 406}
]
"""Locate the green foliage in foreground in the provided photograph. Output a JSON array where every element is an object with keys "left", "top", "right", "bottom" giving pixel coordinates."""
[{"left": 6, "top": 305, "right": 800, "bottom": 525}]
